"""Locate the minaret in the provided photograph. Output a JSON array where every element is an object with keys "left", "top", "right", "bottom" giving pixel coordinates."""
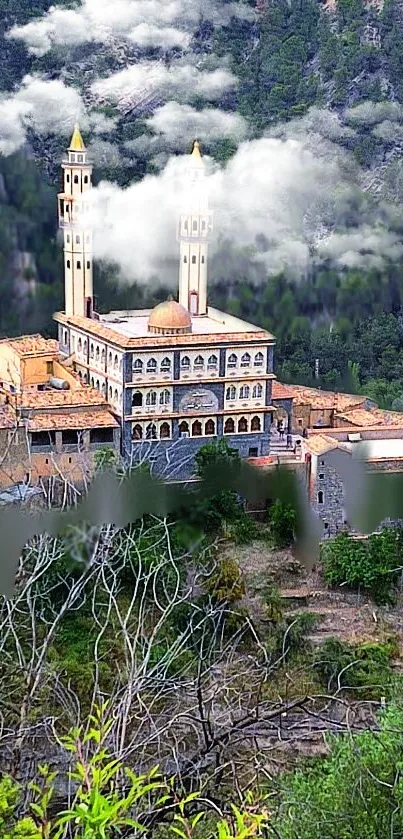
[
  {"left": 177, "top": 140, "right": 213, "bottom": 316},
  {"left": 58, "top": 124, "right": 94, "bottom": 319}
]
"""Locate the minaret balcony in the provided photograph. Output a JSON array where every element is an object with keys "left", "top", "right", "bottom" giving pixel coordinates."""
[{"left": 59, "top": 219, "right": 82, "bottom": 229}]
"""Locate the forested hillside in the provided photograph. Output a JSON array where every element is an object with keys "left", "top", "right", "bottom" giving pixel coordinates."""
[{"left": 1, "top": 0, "right": 403, "bottom": 406}]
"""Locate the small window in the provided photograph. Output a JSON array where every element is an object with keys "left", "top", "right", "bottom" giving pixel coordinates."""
[
  {"left": 147, "top": 358, "right": 157, "bottom": 373},
  {"left": 319, "top": 473, "right": 325, "bottom": 480},
  {"left": 66, "top": 174, "right": 70, "bottom": 183},
  {"left": 318, "top": 490, "right": 324, "bottom": 505},
  {"left": 226, "top": 386, "right": 236, "bottom": 400},
  {"left": 194, "top": 355, "right": 204, "bottom": 370},
  {"left": 86, "top": 235, "right": 90, "bottom": 243},
  {"left": 77, "top": 260, "right": 81, "bottom": 269},
  {"left": 84, "top": 175, "right": 89, "bottom": 184},
  {"left": 192, "top": 255, "right": 196, "bottom": 264},
  {"left": 248, "top": 447, "right": 258, "bottom": 458},
  {"left": 228, "top": 354, "right": 237, "bottom": 369},
  {"left": 86, "top": 261, "right": 91, "bottom": 269},
  {"left": 181, "top": 356, "right": 190, "bottom": 369},
  {"left": 184, "top": 255, "right": 187, "bottom": 263},
  {"left": 70, "top": 154, "right": 75, "bottom": 162},
  {"left": 74, "top": 175, "right": 79, "bottom": 184},
  {"left": 201, "top": 256, "right": 205, "bottom": 264},
  {"left": 298, "top": 418, "right": 303, "bottom": 426},
  {"left": 133, "top": 359, "right": 143, "bottom": 373},
  {"left": 254, "top": 352, "right": 264, "bottom": 367},
  {"left": 66, "top": 234, "right": 70, "bottom": 243},
  {"left": 46, "top": 361, "right": 53, "bottom": 374},
  {"left": 192, "top": 220, "right": 197, "bottom": 231},
  {"left": 75, "top": 235, "right": 80, "bottom": 244},
  {"left": 78, "top": 154, "right": 83, "bottom": 163},
  {"left": 241, "top": 353, "right": 251, "bottom": 368},
  {"left": 66, "top": 259, "right": 71, "bottom": 269},
  {"left": 320, "top": 459, "right": 325, "bottom": 466},
  {"left": 224, "top": 418, "right": 235, "bottom": 434},
  {"left": 207, "top": 354, "right": 218, "bottom": 370},
  {"left": 161, "top": 357, "right": 171, "bottom": 372}
]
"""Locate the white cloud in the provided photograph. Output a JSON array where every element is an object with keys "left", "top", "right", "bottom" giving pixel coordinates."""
[
  {"left": 0, "top": 76, "right": 85, "bottom": 155},
  {"left": 83, "top": 131, "right": 399, "bottom": 285},
  {"left": 91, "top": 62, "right": 237, "bottom": 106},
  {"left": 146, "top": 102, "right": 247, "bottom": 145},
  {"left": 7, "top": 0, "right": 253, "bottom": 55}
]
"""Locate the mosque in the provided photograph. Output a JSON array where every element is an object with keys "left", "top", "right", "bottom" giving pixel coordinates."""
[{"left": 54, "top": 125, "right": 279, "bottom": 479}]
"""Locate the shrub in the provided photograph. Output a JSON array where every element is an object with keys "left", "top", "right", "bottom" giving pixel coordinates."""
[
  {"left": 321, "top": 529, "right": 403, "bottom": 604},
  {"left": 313, "top": 637, "right": 396, "bottom": 699},
  {"left": 204, "top": 557, "right": 246, "bottom": 603},
  {"left": 230, "top": 514, "right": 259, "bottom": 545},
  {"left": 268, "top": 500, "right": 297, "bottom": 548}
]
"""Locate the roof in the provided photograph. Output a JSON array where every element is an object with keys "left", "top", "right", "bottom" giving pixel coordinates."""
[
  {"left": 54, "top": 308, "right": 275, "bottom": 348},
  {"left": 29, "top": 408, "right": 118, "bottom": 432},
  {"left": 246, "top": 456, "right": 275, "bottom": 468},
  {"left": 148, "top": 299, "right": 191, "bottom": 332},
  {"left": 289, "top": 384, "right": 365, "bottom": 411},
  {"left": 335, "top": 409, "right": 385, "bottom": 428},
  {"left": 272, "top": 381, "right": 295, "bottom": 400},
  {"left": 69, "top": 123, "right": 86, "bottom": 152},
  {"left": 1, "top": 335, "right": 59, "bottom": 357},
  {"left": 304, "top": 435, "right": 341, "bottom": 456},
  {"left": 17, "top": 387, "right": 107, "bottom": 410}
]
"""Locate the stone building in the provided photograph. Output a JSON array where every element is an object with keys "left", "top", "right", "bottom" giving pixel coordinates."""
[{"left": 55, "top": 128, "right": 277, "bottom": 479}]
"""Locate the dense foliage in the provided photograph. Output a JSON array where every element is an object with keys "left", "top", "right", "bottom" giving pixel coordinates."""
[{"left": 321, "top": 528, "right": 403, "bottom": 603}]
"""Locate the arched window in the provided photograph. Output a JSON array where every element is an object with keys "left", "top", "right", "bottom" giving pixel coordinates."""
[
  {"left": 132, "top": 391, "right": 143, "bottom": 407},
  {"left": 114, "top": 354, "right": 118, "bottom": 370},
  {"left": 192, "top": 255, "right": 197, "bottom": 264},
  {"left": 63, "top": 329, "right": 68, "bottom": 344},
  {"left": 96, "top": 380, "right": 100, "bottom": 390},
  {"left": 84, "top": 175, "right": 89, "bottom": 184},
  {"left": 228, "top": 353, "right": 237, "bottom": 369},
  {"left": 192, "top": 420, "right": 202, "bottom": 437},
  {"left": 108, "top": 386, "right": 112, "bottom": 399},
  {"left": 207, "top": 354, "right": 218, "bottom": 370},
  {"left": 78, "top": 370, "right": 82, "bottom": 379},
  {"left": 254, "top": 352, "right": 264, "bottom": 367},
  {"left": 179, "top": 421, "right": 189, "bottom": 436},
  {"left": 318, "top": 490, "right": 324, "bottom": 505},
  {"left": 101, "top": 348, "right": 105, "bottom": 364},
  {"left": 205, "top": 419, "right": 215, "bottom": 436},
  {"left": 101, "top": 383, "right": 106, "bottom": 395},
  {"left": 160, "top": 422, "right": 170, "bottom": 439},
  {"left": 238, "top": 416, "right": 248, "bottom": 433},
  {"left": 181, "top": 356, "right": 190, "bottom": 370},
  {"left": 83, "top": 373, "right": 88, "bottom": 383},
  {"left": 253, "top": 384, "right": 263, "bottom": 399},
  {"left": 108, "top": 352, "right": 112, "bottom": 367},
  {"left": 90, "top": 343, "right": 94, "bottom": 358},
  {"left": 74, "top": 175, "right": 79, "bottom": 184},
  {"left": 75, "top": 235, "right": 80, "bottom": 244},
  {"left": 146, "top": 391, "right": 157, "bottom": 406},
  {"left": 161, "top": 357, "right": 171, "bottom": 373},
  {"left": 66, "top": 259, "right": 71, "bottom": 269},
  {"left": 83, "top": 340, "right": 88, "bottom": 354},
  {"left": 184, "top": 256, "right": 187, "bottom": 263},
  {"left": 194, "top": 355, "right": 204, "bottom": 370},
  {"left": 146, "top": 423, "right": 157, "bottom": 440},
  {"left": 96, "top": 346, "right": 100, "bottom": 361},
  {"left": 90, "top": 377, "right": 94, "bottom": 387},
  {"left": 114, "top": 389, "right": 118, "bottom": 402},
  {"left": 77, "top": 260, "right": 81, "bottom": 269},
  {"left": 192, "top": 220, "right": 197, "bottom": 231},
  {"left": 159, "top": 390, "right": 170, "bottom": 405},
  {"left": 201, "top": 256, "right": 205, "bottom": 264},
  {"left": 226, "top": 386, "right": 236, "bottom": 401},
  {"left": 133, "top": 424, "right": 142, "bottom": 440},
  {"left": 87, "top": 261, "right": 91, "bottom": 270},
  {"left": 241, "top": 353, "right": 251, "bottom": 368},
  {"left": 224, "top": 417, "right": 235, "bottom": 434},
  {"left": 240, "top": 385, "right": 250, "bottom": 399},
  {"left": 133, "top": 358, "right": 143, "bottom": 373},
  {"left": 251, "top": 415, "right": 261, "bottom": 431},
  {"left": 147, "top": 358, "right": 157, "bottom": 373},
  {"left": 78, "top": 338, "right": 82, "bottom": 352}
]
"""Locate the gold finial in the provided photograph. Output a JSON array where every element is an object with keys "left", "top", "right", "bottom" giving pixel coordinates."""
[
  {"left": 191, "top": 139, "right": 201, "bottom": 158},
  {"left": 69, "top": 122, "right": 86, "bottom": 152}
]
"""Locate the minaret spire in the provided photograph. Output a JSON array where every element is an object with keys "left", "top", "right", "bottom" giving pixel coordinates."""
[
  {"left": 58, "top": 125, "right": 94, "bottom": 319},
  {"left": 177, "top": 139, "right": 212, "bottom": 316}
]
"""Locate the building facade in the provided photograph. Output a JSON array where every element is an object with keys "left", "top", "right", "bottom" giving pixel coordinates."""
[{"left": 55, "top": 129, "right": 276, "bottom": 479}]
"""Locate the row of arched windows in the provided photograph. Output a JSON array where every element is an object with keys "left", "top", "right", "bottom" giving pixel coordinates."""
[
  {"left": 227, "top": 352, "right": 264, "bottom": 369},
  {"left": 76, "top": 340, "right": 122, "bottom": 373},
  {"left": 226, "top": 384, "right": 263, "bottom": 401},
  {"left": 179, "top": 419, "right": 216, "bottom": 437},
  {"left": 132, "top": 390, "right": 170, "bottom": 408},
  {"left": 77, "top": 370, "right": 121, "bottom": 404},
  {"left": 133, "top": 357, "right": 172, "bottom": 375},
  {"left": 66, "top": 259, "right": 91, "bottom": 270},
  {"left": 183, "top": 219, "right": 207, "bottom": 233},
  {"left": 181, "top": 354, "right": 218, "bottom": 372},
  {"left": 133, "top": 422, "right": 171, "bottom": 441},
  {"left": 183, "top": 255, "right": 205, "bottom": 265},
  {"left": 224, "top": 416, "right": 261, "bottom": 434}
]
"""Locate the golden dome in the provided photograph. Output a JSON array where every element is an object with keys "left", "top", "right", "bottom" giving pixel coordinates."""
[{"left": 148, "top": 298, "right": 192, "bottom": 335}]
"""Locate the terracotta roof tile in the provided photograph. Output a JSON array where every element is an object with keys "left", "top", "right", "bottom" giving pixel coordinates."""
[
  {"left": 28, "top": 409, "right": 119, "bottom": 432},
  {"left": 305, "top": 435, "right": 340, "bottom": 455},
  {"left": 1, "top": 335, "right": 59, "bottom": 356},
  {"left": 272, "top": 381, "right": 295, "bottom": 400},
  {"left": 18, "top": 388, "right": 107, "bottom": 409},
  {"left": 335, "top": 409, "right": 384, "bottom": 427},
  {"left": 290, "top": 385, "right": 365, "bottom": 410}
]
